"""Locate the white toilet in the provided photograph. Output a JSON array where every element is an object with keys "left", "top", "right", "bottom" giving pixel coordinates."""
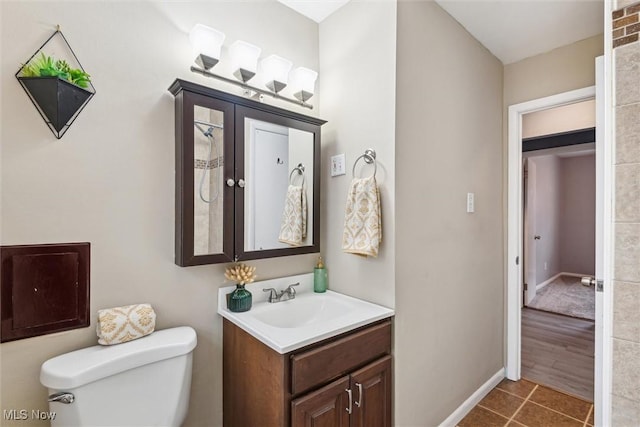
[{"left": 40, "top": 326, "right": 197, "bottom": 427}]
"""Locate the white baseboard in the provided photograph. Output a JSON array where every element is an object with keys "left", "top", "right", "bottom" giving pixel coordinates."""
[
  {"left": 535, "top": 273, "right": 562, "bottom": 291},
  {"left": 535, "top": 272, "right": 594, "bottom": 291},
  {"left": 439, "top": 369, "right": 505, "bottom": 427},
  {"left": 561, "top": 272, "right": 594, "bottom": 279}
]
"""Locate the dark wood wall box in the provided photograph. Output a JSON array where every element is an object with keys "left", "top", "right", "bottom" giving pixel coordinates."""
[{"left": 1, "top": 242, "right": 90, "bottom": 342}]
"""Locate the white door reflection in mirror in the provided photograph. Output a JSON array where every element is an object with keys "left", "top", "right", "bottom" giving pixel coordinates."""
[{"left": 244, "top": 118, "right": 314, "bottom": 251}]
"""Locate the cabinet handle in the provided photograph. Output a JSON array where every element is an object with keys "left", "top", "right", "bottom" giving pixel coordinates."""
[
  {"left": 345, "top": 388, "right": 352, "bottom": 414},
  {"left": 237, "top": 179, "right": 246, "bottom": 188},
  {"left": 226, "top": 178, "right": 235, "bottom": 187},
  {"left": 355, "top": 382, "right": 363, "bottom": 407}
]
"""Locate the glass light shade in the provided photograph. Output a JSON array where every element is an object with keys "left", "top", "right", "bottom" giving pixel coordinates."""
[
  {"left": 290, "top": 67, "right": 318, "bottom": 102},
  {"left": 189, "top": 24, "right": 225, "bottom": 69},
  {"left": 260, "top": 55, "right": 292, "bottom": 93},
  {"left": 229, "top": 40, "right": 262, "bottom": 82}
]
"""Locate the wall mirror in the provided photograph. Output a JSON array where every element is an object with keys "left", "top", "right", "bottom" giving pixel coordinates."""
[{"left": 170, "top": 79, "right": 325, "bottom": 266}]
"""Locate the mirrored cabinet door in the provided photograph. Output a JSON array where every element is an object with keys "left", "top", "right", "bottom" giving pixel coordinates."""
[
  {"left": 176, "top": 91, "right": 235, "bottom": 265},
  {"left": 235, "top": 106, "right": 320, "bottom": 261}
]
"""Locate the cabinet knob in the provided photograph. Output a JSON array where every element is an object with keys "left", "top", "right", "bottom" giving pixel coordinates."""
[
  {"left": 226, "top": 178, "right": 235, "bottom": 187},
  {"left": 237, "top": 179, "right": 246, "bottom": 188}
]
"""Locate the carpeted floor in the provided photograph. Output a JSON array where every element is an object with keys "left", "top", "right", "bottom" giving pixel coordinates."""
[{"left": 527, "top": 275, "right": 595, "bottom": 320}]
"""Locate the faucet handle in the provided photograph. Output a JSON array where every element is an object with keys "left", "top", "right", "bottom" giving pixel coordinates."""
[
  {"left": 263, "top": 288, "right": 278, "bottom": 302},
  {"left": 286, "top": 282, "right": 300, "bottom": 296}
]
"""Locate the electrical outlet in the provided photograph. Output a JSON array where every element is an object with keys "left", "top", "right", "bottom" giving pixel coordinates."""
[
  {"left": 544, "top": 262, "right": 548, "bottom": 271},
  {"left": 331, "top": 154, "right": 346, "bottom": 177}
]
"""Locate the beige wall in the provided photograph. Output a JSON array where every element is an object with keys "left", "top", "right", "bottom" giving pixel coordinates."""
[
  {"left": 395, "top": 1, "right": 504, "bottom": 425},
  {"left": 560, "top": 154, "right": 596, "bottom": 276},
  {"left": 522, "top": 99, "right": 596, "bottom": 139},
  {"left": 0, "top": 2, "right": 319, "bottom": 426},
  {"left": 504, "top": 35, "right": 604, "bottom": 107},
  {"left": 318, "top": 0, "right": 396, "bottom": 307}
]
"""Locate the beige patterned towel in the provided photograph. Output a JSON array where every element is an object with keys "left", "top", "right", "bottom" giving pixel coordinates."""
[
  {"left": 278, "top": 184, "right": 307, "bottom": 246},
  {"left": 96, "top": 303, "right": 156, "bottom": 345},
  {"left": 342, "top": 175, "right": 382, "bottom": 257}
]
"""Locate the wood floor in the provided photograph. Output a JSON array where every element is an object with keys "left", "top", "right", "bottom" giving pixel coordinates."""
[{"left": 521, "top": 307, "right": 595, "bottom": 402}]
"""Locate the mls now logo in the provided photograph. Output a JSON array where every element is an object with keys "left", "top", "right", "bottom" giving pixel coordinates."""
[{"left": 3, "top": 409, "right": 56, "bottom": 421}]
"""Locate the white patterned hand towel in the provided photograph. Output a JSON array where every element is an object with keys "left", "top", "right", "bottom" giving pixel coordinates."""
[
  {"left": 278, "top": 184, "right": 307, "bottom": 246},
  {"left": 96, "top": 303, "right": 156, "bottom": 345},
  {"left": 342, "top": 175, "right": 382, "bottom": 257}
]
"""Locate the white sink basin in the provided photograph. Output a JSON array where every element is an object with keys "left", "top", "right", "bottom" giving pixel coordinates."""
[
  {"left": 218, "top": 273, "right": 394, "bottom": 353},
  {"left": 251, "top": 295, "right": 351, "bottom": 328}
]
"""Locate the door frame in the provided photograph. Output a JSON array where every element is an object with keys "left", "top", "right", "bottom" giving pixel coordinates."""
[
  {"left": 505, "top": 81, "right": 612, "bottom": 424},
  {"left": 523, "top": 158, "right": 537, "bottom": 305}
]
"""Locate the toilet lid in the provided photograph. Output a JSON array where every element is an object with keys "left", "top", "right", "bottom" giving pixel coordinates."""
[{"left": 40, "top": 326, "right": 197, "bottom": 389}]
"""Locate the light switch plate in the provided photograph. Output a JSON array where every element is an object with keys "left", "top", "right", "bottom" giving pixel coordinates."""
[
  {"left": 467, "top": 192, "right": 475, "bottom": 213},
  {"left": 331, "top": 154, "right": 346, "bottom": 177}
]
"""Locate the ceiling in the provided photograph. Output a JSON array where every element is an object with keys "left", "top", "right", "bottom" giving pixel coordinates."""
[
  {"left": 435, "top": 0, "right": 604, "bottom": 64},
  {"left": 278, "top": 0, "right": 604, "bottom": 65},
  {"left": 277, "top": 0, "right": 350, "bottom": 23}
]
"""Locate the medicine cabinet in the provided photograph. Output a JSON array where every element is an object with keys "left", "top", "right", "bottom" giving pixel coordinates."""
[{"left": 169, "top": 79, "right": 325, "bottom": 266}]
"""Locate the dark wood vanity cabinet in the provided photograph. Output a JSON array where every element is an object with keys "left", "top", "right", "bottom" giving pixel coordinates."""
[
  {"left": 223, "top": 318, "right": 393, "bottom": 427},
  {"left": 292, "top": 356, "right": 392, "bottom": 427}
]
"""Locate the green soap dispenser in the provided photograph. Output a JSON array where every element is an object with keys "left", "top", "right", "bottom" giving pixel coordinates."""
[{"left": 314, "top": 256, "right": 327, "bottom": 293}]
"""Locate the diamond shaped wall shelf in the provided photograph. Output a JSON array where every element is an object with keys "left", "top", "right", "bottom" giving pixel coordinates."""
[{"left": 15, "top": 28, "right": 95, "bottom": 139}]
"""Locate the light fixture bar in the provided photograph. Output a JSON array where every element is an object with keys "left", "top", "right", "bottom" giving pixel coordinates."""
[{"left": 190, "top": 66, "right": 313, "bottom": 110}]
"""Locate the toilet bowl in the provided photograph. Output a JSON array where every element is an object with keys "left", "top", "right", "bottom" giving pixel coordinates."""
[{"left": 40, "top": 326, "right": 197, "bottom": 427}]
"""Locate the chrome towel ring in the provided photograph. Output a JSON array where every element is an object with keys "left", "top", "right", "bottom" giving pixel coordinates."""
[
  {"left": 289, "top": 163, "right": 305, "bottom": 185},
  {"left": 352, "top": 149, "right": 377, "bottom": 178}
]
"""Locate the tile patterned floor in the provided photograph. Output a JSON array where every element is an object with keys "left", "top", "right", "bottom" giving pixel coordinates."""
[{"left": 458, "top": 379, "right": 594, "bottom": 427}]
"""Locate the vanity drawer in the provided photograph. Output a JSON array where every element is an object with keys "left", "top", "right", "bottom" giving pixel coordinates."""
[{"left": 290, "top": 320, "right": 391, "bottom": 395}]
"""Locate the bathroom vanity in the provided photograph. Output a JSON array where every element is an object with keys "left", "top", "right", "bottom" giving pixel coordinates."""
[{"left": 218, "top": 274, "right": 394, "bottom": 427}]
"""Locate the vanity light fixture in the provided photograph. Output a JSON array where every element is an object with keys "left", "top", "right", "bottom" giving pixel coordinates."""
[
  {"left": 188, "top": 27, "right": 315, "bottom": 109},
  {"left": 260, "top": 55, "right": 292, "bottom": 94},
  {"left": 189, "top": 24, "right": 225, "bottom": 70},
  {"left": 229, "top": 40, "right": 261, "bottom": 83},
  {"left": 290, "top": 67, "right": 318, "bottom": 102}
]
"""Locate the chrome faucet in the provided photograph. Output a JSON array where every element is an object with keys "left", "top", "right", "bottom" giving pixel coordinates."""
[{"left": 263, "top": 282, "right": 299, "bottom": 303}]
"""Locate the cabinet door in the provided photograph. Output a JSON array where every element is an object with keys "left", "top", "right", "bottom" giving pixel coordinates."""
[
  {"left": 176, "top": 90, "right": 235, "bottom": 265},
  {"left": 350, "top": 356, "right": 392, "bottom": 427},
  {"left": 291, "top": 377, "right": 351, "bottom": 427},
  {"left": 234, "top": 105, "right": 322, "bottom": 261}
]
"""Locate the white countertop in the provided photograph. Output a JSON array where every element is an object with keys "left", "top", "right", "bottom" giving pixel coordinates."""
[{"left": 217, "top": 273, "right": 394, "bottom": 354}]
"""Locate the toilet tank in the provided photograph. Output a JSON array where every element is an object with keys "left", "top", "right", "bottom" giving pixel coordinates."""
[{"left": 41, "top": 326, "right": 197, "bottom": 427}]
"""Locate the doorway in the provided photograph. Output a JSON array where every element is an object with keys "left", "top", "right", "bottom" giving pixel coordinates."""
[
  {"left": 521, "top": 127, "right": 596, "bottom": 400},
  {"left": 506, "top": 55, "right": 612, "bottom": 427},
  {"left": 522, "top": 130, "right": 597, "bottom": 322}
]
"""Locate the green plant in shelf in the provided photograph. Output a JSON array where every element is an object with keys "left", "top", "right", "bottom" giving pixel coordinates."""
[{"left": 21, "top": 53, "right": 91, "bottom": 88}]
